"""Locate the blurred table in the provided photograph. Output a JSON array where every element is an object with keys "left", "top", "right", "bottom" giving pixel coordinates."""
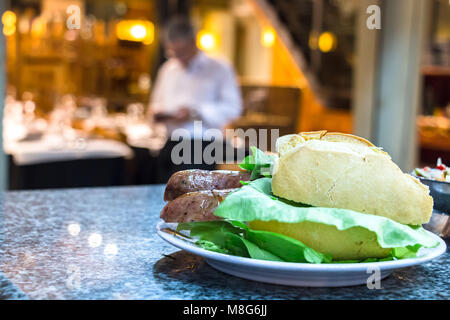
[
  {"left": 3, "top": 106, "right": 251, "bottom": 189},
  {"left": 0, "top": 185, "right": 448, "bottom": 300},
  {"left": 4, "top": 135, "right": 133, "bottom": 166},
  {"left": 7, "top": 155, "right": 130, "bottom": 190},
  {"left": 5, "top": 134, "right": 134, "bottom": 190}
]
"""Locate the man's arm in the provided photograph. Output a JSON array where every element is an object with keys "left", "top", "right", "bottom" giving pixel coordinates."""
[{"left": 149, "top": 63, "right": 192, "bottom": 123}]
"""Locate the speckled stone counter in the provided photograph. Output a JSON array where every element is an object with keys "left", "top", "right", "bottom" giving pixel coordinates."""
[{"left": 0, "top": 185, "right": 448, "bottom": 300}]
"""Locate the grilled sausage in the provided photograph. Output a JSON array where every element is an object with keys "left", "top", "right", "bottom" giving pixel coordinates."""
[
  {"left": 163, "top": 170, "right": 251, "bottom": 201},
  {"left": 160, "top": 189, "right": 235, "bottom": 223}
]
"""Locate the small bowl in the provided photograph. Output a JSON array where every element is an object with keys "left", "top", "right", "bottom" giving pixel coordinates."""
[
  {"left": 412, "top": 174, "right": 450, "bottom": 213},
  {"left": 411, "top": 173, "right": 450, "bottom": 238}
]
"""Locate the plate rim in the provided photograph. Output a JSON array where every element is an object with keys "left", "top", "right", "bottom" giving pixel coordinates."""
[{"left": 156, "top": 220, "right": 447, "bottom": 272}]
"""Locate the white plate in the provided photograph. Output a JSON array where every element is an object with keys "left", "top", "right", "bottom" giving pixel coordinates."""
[{"left": 156, "top": 221, "right": 447, "bottom": 287}]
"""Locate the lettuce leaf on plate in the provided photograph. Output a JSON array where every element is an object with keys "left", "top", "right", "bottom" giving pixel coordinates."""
[
  {"left": 177, "top": 221, "right": 284, "bottom": 262},
  {"left": 176, "top": 219, "right": 419, "bottom": 263},
  {"left": 177, "top": 220, "right": 331, "bottom": 263},
  {"left": 239, "top": 146, "right": 277, "bottom": 179},
  {"left": 213, "top": 178, "right": 439, "bottom": 257}
]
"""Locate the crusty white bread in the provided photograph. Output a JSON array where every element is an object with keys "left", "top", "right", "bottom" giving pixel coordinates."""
[{"left": 272, "top": 131, "right": 433, "bottom": 225}]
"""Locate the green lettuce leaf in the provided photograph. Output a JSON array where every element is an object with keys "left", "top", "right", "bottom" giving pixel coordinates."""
[
  {"left": 391, "top": 244, "right": 422, "bottom": 259},
  {"left": 195, "top": 240, "right": 229, "bottom": 254},
  {"left": 178, "top": 220, "right": 331, "bottom": 263},
  {"left": 178, "top": 221, "right": 242, "bottom": 237},
  {"left": 331, "top": 256, "right": 395, "bottom": 263},
  {"left": 178, "top": 221, "right": 284, "bottom": 262},
  {"left": 239, "top": 146, "right": 277, "bottom": 179},
  {"left": 213, "top": 178, "right": 439, "bottom": 252},
  {"left": 237, "top": 236, "right": 284, "bottom": 262}
]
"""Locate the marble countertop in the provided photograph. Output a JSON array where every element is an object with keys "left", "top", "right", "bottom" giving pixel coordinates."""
[{"left": 0, "top": 185, "right": 448, "bottom": 300}]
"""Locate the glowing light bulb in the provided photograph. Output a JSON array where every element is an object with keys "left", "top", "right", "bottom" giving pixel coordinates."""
[
  {"left": 261, "top": 27, "right": 275, "bottom": 48},
  {"left": 197, "top": 31, "right": 216, "bottom": 51},
  {"left": 2, "top": 11, "right": 17, "bottom": 36},
  {"left": 3, "top": 25, "right": 16, "bottom": 36},
  {"left": 130, "top": 24, "right": 147, "bottom": 40},
  {"left": 2, "top": 11, "right": 16, "bottom": 25},
  {"left": 318, "top": 32, "right": 337, "bottom": 53},
  {"left": 116, "top": 20, "right": 154, "bottom": 44}
]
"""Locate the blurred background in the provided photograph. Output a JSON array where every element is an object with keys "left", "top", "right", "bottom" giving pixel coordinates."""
[{"left": 0, "top": 0, "right": 449, "bottom": 190}]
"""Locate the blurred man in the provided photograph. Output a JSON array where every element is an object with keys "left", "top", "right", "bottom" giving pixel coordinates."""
[
  {"left": 150, "top": 16, "right": 242, "bottom": 182},
  {"left": 150, "top": 16, "right": 242, "bottom": 135}
]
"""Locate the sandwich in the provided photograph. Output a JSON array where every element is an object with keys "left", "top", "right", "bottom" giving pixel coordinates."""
[{"left": 160, "top": 131, "right": 438, "bottom": 263}]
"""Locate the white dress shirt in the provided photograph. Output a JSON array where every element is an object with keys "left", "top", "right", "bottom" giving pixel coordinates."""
[{"left": 150, "top": 51, "right": 242, "bottom": 138}]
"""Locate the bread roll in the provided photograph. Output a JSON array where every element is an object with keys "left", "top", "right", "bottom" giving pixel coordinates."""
[{"left": 272, "top": 131, "right": 433, "bottom": 225}]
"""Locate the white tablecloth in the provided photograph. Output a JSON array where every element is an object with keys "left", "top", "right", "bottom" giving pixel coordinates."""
[{"left": 4, "top": 136, "right": 133, "bottom": 166}]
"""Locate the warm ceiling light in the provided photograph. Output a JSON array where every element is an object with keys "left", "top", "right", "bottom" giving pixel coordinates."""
[
  {"left": 318, "top": 31, "right": 337, "bottom": 53},
  {"left": 197, "top": 30, "right": 217, "bottom": 51},
  {"left": 2, "top": 10, "right": 16, "bottom": 36},
  {"left": 2, "top": 11, "right": 16, "bottom": 25},
  {"left": 261, "top": 27, "right": 276, "bottom": 48},
  {"left": 3, "top": 25, "right": 16, "bottom": 36},
  {"left": 116, "top": 20, "right": 154, "bottom": 44},
  {"left": 130, "top": 24, "right": 147, "bottom": 40}
]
